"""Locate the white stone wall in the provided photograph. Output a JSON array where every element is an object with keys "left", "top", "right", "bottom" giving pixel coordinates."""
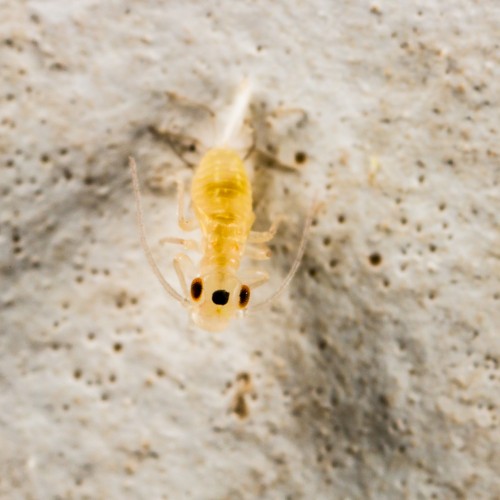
[{"left": 1, "top": 1, "right": 498, "bottom": 498}]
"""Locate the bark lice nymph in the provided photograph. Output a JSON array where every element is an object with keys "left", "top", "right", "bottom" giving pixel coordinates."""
[{"left": 129, "top": 81, "right": 316, "bottom": 331}]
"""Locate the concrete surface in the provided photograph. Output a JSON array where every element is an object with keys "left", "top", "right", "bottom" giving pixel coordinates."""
[{"left": 0, "top": 0, "right": 499, "bottom": 498}]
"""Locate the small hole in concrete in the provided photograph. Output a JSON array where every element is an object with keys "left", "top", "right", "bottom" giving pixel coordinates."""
[
  {"left": 318, "top": 338, "right": 327, "bottom": 350},
  {"left": 369, "top": 252, "right": 382, "bottom": 266},
  {"left": 295, "top": 151, "right": 307, "bottom": 164},
  {"left": 232, "top": 394, "right": 248, "bottom": 419}
]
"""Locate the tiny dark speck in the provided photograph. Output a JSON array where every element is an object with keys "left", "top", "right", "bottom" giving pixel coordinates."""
[{"left": 369, "top": 253, "right": 382, "bottom": 266}]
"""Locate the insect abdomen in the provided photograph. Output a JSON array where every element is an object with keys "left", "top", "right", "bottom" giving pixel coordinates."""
[{"left": 191, "top": 149, "right": 254, "bottom": 269}]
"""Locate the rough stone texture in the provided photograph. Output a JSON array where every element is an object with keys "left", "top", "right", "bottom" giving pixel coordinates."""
[{"left": 1, "top": 1, "right": 499, "bottom": 499}]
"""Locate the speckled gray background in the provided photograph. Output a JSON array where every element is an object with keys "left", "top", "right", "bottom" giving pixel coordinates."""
[{"left": 1, "top": 1, "right": 499, "bottom": 499}]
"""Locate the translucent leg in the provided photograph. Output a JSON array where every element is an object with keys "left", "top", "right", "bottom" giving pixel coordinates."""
[
  {"left": 173, "top": 253, "right": 196, "bottom": 298},
  {"left": 239, "top": 269, "right": 269, "bottom": 289},
  {"left": 165, "top": 91, "right": 215, "bottom": 128},
  {"left": 175, "top": 175, "right": 198, "bottom": 232},
  {"left": 164, "top": 90, "right": 217, "bottom": 146},
  {"left": 248, "top": 106, "right": 309, "bottom": 169},
  {"left": 148, "top": 126, "right": 200, "bottom": 168},
  {"left": 160, "top": 236, "right": 200, "bottom": 252},
  {"left": 250, "top": 199, "right": 322, "bottom": 311},
  {"left": 249, "top": 215, "right": 286, "bottom": 244},
  {"left": 253, "top": 147, "right": 304, "bottom": 171},
  {"left": 245, "top": 244, "right": 271, "bottom": 261},
  {"left": 243, "top": 120, "right": 257, "bottom": 161},
  {"left": 266, "top": 107, "right": 308, "bottom": 126}
]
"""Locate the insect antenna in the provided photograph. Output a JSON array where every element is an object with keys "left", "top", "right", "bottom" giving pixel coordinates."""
[
  {"left": 249, "top": 198, "right": 321, "bottom": 312},
  {"left": 129, "top": 157, "right": 189, "bottom": 306}
]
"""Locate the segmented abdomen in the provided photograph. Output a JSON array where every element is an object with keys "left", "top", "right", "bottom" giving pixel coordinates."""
[{"left": 191, "top": 149, "right": 254, "bottom": 270}]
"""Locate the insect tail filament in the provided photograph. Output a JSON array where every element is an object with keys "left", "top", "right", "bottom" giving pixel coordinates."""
[{"left": 217, "top": 79, "right": 252, "bottom": 147}]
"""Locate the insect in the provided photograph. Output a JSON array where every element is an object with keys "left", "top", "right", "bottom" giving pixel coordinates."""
[{"left": 130, "top": 81, "right": 316, "bottom": 331}]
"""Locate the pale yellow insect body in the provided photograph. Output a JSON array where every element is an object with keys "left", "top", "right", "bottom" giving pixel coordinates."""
[
  {"left": 190, "top": 148, "right": 255, "bottom": 330},
  {"left": 130, "top": 81, "right": 316, "bottom": 332}
]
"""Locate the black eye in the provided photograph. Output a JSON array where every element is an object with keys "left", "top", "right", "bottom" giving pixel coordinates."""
[
  {"left": 190, "top": 278, "right": 203, "bottom": 301},
  {"left": 239, "top": 285, "right": 250, "bottom": 308},
  {"left": 212, "top": 289, "right": 229, "bottom": 305}
]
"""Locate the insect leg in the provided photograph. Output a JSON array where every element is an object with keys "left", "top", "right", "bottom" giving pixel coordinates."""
[
  {"left": 247, "top": 106, "right": 309, "bottom": 169},
  {"left": 250, "top": 199, "right": 321, "bottom": 311},
  {"left": 129, "top": 157, "right": 187, "bottom": 305},
  {"left": 173, "top": 253, "right": 196, "bottom": 298},
  {"left": 254, "top": 147, "right": 304, "bottom": 171},
  {"left": 266, "top": 107, "right": 308, "bottom": 127},
  {"left": 165, "top": 91, "right": 217, "bottom": 145},
  {"left": 148, "top": 126, "right": 199, "bottom": 168},
  {"left": 239, "top": 269, "right": 269, "bottom": 289},
  {"left": 160, "top": 236, "right": 200, "bottom": 252},
  {"left": 245, "top": 244, "right": 272, "bottom": 260},
  {"left": 248, "top": 215, "right": 286, "bottom": 244},
  {"left": 175, "top": 174, "right": 198, "bottom": 232},
  {"left": 165, "top": 91, "right": 215, "bottom": 120},
  {"left": 243, "top": 117, "right": 257, "bottom": 161}
]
